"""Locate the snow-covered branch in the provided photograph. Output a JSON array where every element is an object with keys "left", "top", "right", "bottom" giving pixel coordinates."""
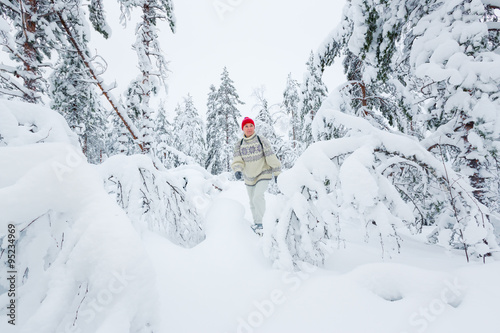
[
  {"left": 100, "top": 154, "right": 205, "bottom": 248},
  {"left": 486, "top": 21, "right": 500, "bottom": 30},
  {"left": 53, "top": 5, "right": 145, "bottom": 152},
  {"left": 309, "top": 91, "right": 499, "bottom": 262}
]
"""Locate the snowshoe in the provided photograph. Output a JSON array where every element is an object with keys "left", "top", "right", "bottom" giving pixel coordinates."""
[{"left": 251, "top": 223, "right": 263, "bottom": 237}]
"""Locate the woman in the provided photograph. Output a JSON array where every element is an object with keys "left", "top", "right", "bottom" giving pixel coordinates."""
[{"left": 231, "top": 117, "right": 281, "bottom": 235}]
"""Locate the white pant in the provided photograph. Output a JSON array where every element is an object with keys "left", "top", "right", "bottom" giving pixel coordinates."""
[{"left": 245, "top": 180, "right": 269, "bottom": 225}]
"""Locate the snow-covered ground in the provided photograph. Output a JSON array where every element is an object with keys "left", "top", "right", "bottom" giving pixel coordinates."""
[
  {"left": 1, "top": 100, "right": 500, "bottom": 333},
  {"left": 145, "top": 181, "right": 500, "bottom": 333}
]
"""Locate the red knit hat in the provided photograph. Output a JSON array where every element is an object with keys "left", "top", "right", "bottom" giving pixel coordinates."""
[{"left": 241, "top": 117, "right": 255, "bottom": 130}]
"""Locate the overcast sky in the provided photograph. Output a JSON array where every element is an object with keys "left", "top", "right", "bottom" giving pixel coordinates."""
[{"left": 92, "top": 0, "right": 346, "bottom": 119}]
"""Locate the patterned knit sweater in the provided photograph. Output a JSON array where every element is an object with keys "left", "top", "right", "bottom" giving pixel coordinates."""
[{"left": 231, "top": 133, "right": 282, "bottom": 186}]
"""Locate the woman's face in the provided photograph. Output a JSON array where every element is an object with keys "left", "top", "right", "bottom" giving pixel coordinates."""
[{"left": 243, "top": 123, "right": 255, "bottom": 137}]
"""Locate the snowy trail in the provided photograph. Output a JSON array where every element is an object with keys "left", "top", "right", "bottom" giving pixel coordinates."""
[
  {"left": 144, "top": 182, "right": 284, "bottom": 333},
  {"left": 144, "top": 181, "right": 500, "bottom": 333}
]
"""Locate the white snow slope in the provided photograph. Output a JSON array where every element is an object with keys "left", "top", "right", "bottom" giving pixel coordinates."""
[
  {"left": 1, "top": 101, "right": 500, "bottom": 333},
  {"left": 147, "top": 183, "right": 500, "bottom": 333}
]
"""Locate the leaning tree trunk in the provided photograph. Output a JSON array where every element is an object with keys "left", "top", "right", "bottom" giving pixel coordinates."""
[{"left": 54, "top": 5, "right": 144, "bottom": 152}]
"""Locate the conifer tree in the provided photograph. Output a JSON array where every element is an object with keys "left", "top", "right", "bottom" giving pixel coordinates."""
[
  {"left": 155, "top": 102, "right": 175, "bottom": 168},
  {"left": 172, "top": 95, "right": 206, "bottom": 167},
  {"left": 1, "top": 0, "right": 149, "bottom": 156},
  {"left": 411, "top": 0, "right": 500, "bottom": 209},
  {"left": 50, "top": 51, "right": 107, "bottom": 164},
  {"left": 311, "top": 0, "right": 500, "bottom": 259},
  {"left": 119, "top": 0, "right": 175, "bottom": 154},
  {"left": 49, "top": 2, "right": 107, "bottom": 164},
  {"left": 253, "top": 87, "right": 278, "bottom": 146},
  {"left": 299, "top": 51, "right": 328, "bottom": 147},
  {"left": 282, "top": 73, "right": 301, "bottom": 147},
  {"left": 205, "top": 68, "right": 243, "bottom": 174},
  {"left": 316, "top": 1, "right": 424, "bottom": 137},
  {"left": 106, "top": 101, "right": 135, "bottom": 157},
  {"left": 205, "top": 85, "right": 221, "bottom": 173},
  {"left": 0, "top": 0, "right": 61, "bottom": 102},
  {"left": 252, "top": 87, "right": 300, "bottom": 172},
  {"left": 88, "top": 0, "right": 111, "bottom": 39}
]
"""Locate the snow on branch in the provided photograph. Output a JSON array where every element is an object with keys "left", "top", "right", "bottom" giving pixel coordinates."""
[
  {"left": 486, "top": 21, "right": 500, "bottom": 30},
  {"left": 264, "top": 87, "right": 499, "bottom": 270},
  {"left": 482, "top": 0, "right": 500, "bottom": 8},
  {"left": 52, "top": 5, "right": 145, "bottom": 152},
  {"left": 99, "top": 154, "right": 205, "bottom": 248},
  {"left": 308, "top": 91, "right": 499, "bottom": 262},
  {"left": 158, "top": 144, "right": 197, "bottom": 166},
  {"left": 0, "top": 99, "right": 79, "bottom": 146}
]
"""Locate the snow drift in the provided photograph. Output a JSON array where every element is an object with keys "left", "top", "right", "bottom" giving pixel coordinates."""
[{"left": 0, "top": 100, "right": 159, "bottom": 333}]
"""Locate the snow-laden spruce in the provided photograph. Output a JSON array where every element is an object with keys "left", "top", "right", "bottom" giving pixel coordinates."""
[
  {"left": 299, "top": 51, "right": 328, "bottom": 147},
  {"left": 264, "top": 89, "right": 499, "bottom": 270},
  {"left": 309, "top": 0, "right": 500, "bottom": 262},
  {"left": 205, "top": 68, "right": 243, "bottom": 175},
  {"left": 279, "top": 73, "right": 305, "bottom": 169},
  {"left": 408, "top": 0, "right": 500, "bottom": 211},
  {"left": 172, "top": 95, "right": 207, "bottom": 167},
  {"left": 120, "top": 0, "right": 175, "bottom": 154}
]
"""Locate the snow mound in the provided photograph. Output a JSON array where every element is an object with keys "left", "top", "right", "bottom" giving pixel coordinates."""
[
  {"left": 0, "top": 102, "right": 158, "bottom": 333},
  {"left": 0, "top": 99, "right": 79, "bottom": 147},
  {"left": 349, "top": 263, "right": 465, "bottom": 306}
]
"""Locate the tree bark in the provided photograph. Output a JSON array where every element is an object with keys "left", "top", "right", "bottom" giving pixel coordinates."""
[{"left": 21, "top": 0, "right": 40, "bottom": 102}]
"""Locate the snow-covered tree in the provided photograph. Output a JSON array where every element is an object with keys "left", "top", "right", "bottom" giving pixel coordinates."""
[
  {"left": 50, "top": 53, "right": 107, "bottom": 164},
  {"left": 267, "top": 91, "right": 499, "bottom": 269},
  {"left": 101, "top": 154, "right": 205, "bottom": 248},
  {"left": 88, "top": 0, "right": 112, "bottom": 39},
  {"left": 0, "top": 0, "right": 151, "bottom": 156},
  {"left": 49, "top": 3, "right": 107, "bottom": 164},
  {"left": 154, "top": 102, "right": 175, "bottom": 168},
  {"left": 119, "top": 0, "right": 175, "bottom": 154},
  {"left": 299, "top": 51, "right": 328, "bottom": 146},
  {"left": 0, "top": 0, "right": 62, "bottom": 102},
  {"left": 316, "top": 0, "right": 429, "bottom": 138},
  {"left": 0, "top": 100, "right": 159, "bottom": 332},
  {"left": 172, "top": 95, "right": 206, "bottom": 167},
  {"left": 252, "top": 87, "right": 279, "bottom": 145},
  {"left": 323, "top": 0, "right": 500, "bottom": 213},
  {"left": 279, "top": 73, "right": 305, "bottom": 170},
  {"left": 251, "top": 86, "right": 300, "bottom": 171},
  {"left": 107, "top": 109, "right": 134, "bottom": 156},
  {"left": 309, "top": 0, "right": 500, "bottom": 262},
  {"left": 410, "top": 0, "right": 500, "bottom": 211},
  {"left": 282, "top": 73, "right": 301, "bottom": 146},
  {"left": 205, "top": 68, "right": 243, "bottom": 174},
  {"left": 205, "top": 85, "right": 220, "bottom": 173}
]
